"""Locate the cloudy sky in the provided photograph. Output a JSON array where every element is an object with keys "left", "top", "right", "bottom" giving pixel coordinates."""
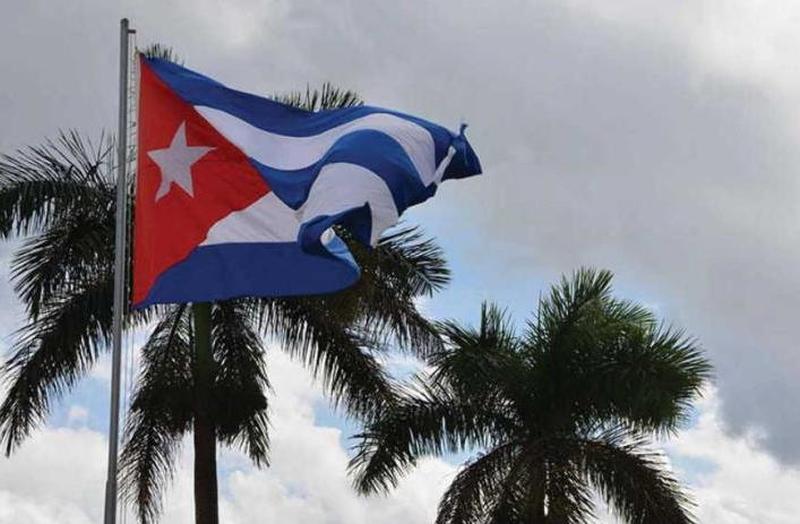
[{"left": 2, "top": 1, "right": 800, "bottom": 522}]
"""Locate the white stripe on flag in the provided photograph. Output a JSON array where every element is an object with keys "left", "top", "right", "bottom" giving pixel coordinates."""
[
  {"left": 195, "top": 106, "right": 440, "bottom": 186},
  {"left": 201, "top": 163, "right": 398, "bottom": 247},
  {"left": 300, "top": 162, "right": 399, "bottom": 246},
  {"left": 202, "top": 191, "right": 300, "bottom": 245}
]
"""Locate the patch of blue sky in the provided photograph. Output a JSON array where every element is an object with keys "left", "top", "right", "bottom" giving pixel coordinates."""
[
  {"left": 48, "top": 376, "right": 113, "bottom": 434},
  {"left": 669, "top": 453, "right": 718, "bottom": 485}
]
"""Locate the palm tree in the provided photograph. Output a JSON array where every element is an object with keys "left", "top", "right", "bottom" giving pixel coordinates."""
[
  {"left": 0, "top": 79, "right": 448, "bottom": 523},
  {"left": 350, "top": 268, "right": 712, "bottom": 523}
]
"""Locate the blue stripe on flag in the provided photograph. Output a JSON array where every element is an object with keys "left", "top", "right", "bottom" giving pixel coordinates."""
[
  {"left": 144, "top": 57, "right": 475, "bottom": 174},
  {"left": 248, "top": 130, "right": 434, "bottom": 212},
  {"left": 139, "top": 240, "right": 360, "bottom": 307}
]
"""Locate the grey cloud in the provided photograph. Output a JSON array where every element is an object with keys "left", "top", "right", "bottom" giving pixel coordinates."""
[
  {"left": 258, "top": 1, "right": 800, "bottom": 461},
  {"left": 1, "top": 0, "right": 798, "bottom": 465}
]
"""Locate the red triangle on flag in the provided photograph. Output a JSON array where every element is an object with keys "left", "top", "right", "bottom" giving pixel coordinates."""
[{"left": 132, "top": 55, "right": 270, "bottom": 306}]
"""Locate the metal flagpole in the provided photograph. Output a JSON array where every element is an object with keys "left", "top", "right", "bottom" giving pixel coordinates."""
[{"left": 104, "top": 17, "right": 133, "bottom": 524}]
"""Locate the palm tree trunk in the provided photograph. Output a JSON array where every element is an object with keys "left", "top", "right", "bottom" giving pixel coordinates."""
[
  {"left": 527, "top": 465, "right": 547, "bottom": 524},
  {"left": 192, "top": 302, "right": 219, "bottom": 524}
]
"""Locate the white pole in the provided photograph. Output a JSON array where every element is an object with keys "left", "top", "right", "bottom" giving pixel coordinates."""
[{"left": 104, "top": 17, "right": 132, "bottom": 524}]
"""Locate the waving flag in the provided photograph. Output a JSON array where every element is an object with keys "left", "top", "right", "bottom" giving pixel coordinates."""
[{"left": 132, "top": 55, "right": 481, "bottom": 308}]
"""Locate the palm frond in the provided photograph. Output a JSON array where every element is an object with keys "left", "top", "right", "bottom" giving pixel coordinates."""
[
  {"left": 0, "top": 277, "right": 113, "bottom": 454},
  {"left": 10, "top": 207, "right": 113, "bottom": 318},
  {"left": 334, "top": 226, "right": 448, "bottom": 356},
  {"left": 120, "top": 306, "right": 193, "bottom": 523},
  {"left": 577, "top": 431, "right": 695, "bottom": 524},
  {"left": 349, "top": 380, "right": 511, "bottom": 494},
  {"left": 486, "top": 481, "right": 528, "bottom": 524},
  {"left": 257, "top": 297, "right": 395, "bottom": 420},
  {"left": 531, "top": 267, "right": 615, "bottom": 350},
  {"left": 0, "top": 131, "right": 113, "bottom": 238},
  {"left": 431, "top": 303, "right": 522, "bottom": 403},
  {"left": 274, "top": 83, "right": 363, "bottom": 112},
  {"left": 369, "top": 226, "right": 451, "bottom": 297},
  {"left": 120, "top": 411, "right": 184, "bottom": 524},
  {"left": 351, "top": 269, "right": 710, "bottom": 524},
  {"left": 436, "top": 442, "right": 520, "bottom": 524},
  {"left": 544, "top": 444, "right": 596, "bottom": 524},
  {"left": 211, "top": 301, "right": 270, "bottom": 465},
  {"left": 140, "top": 44, "right": 183, "bottom": 64},
  {"left": 577, "top": 324, "right": 711, "bottom": 436},
  {"left": 524, "top": 269, "right": 711, "bottom": 436}
]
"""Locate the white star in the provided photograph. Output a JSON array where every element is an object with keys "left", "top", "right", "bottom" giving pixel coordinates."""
[{"left": 148, "top": 122, "right": 214, "bottom": 200}]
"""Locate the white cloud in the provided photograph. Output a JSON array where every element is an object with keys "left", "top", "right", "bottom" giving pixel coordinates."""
[
  {"left": 0, "top": 491, "right": 93, "bottom": 524},
  {"left": 564, "top": 1, "right": 800, "bottom": 107},
  {"left": 0, "top": 350, "right": 457, "bottom": 524},
  {"left": 667, "top": 388, "right": 800, "bottom": 524},
  {"left": 0, "top": 427, "right": 106, "bottom": 523},
  {"left": 151, "top": 349, "right": 458, "bottom": 523},
  {"left": 203, "top": 349, "right": 456, "bottom": 524},
  {"left": 2, "top": 356, "right": 800, "bottom": 523}
]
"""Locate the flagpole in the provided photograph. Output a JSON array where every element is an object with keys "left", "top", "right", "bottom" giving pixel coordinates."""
[{"left": 104, "top": 17, "right": 133, "bottom": 524}]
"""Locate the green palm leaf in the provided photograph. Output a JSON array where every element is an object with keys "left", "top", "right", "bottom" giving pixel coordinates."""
[
  {"left": 120, "top": 305, "right": 193, "bottom": 523},
  {"left": 351, "top": 268, "right": 711, "bottom": 523},
  {"left": 0, "top": 276, "right": 114, "bottom": 454},
  {"left": 0, "top": 45, "right": 450, "bottom": 520}
]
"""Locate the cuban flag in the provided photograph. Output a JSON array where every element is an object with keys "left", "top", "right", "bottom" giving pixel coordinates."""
[{"left": 132, "top": 55, "right": 481, "bottom": 308}]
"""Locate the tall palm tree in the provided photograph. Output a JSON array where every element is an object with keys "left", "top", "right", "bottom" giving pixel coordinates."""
[
  {"left": 350, "top": 268, "right": 712, "bottom": 524},
  {"left": 0, "top": 80, "right": 448, "bottom": 523}
]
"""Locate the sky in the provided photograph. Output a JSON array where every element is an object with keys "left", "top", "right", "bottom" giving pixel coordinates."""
[{"left": 1, "top": 0, "right": 800, "bottom": 522}]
